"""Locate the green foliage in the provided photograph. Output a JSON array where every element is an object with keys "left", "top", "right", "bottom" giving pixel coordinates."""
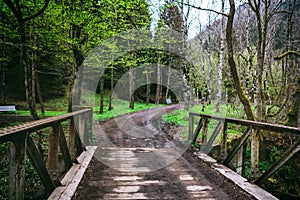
[{"left": 93, "top": 95, "right": 163, "bottom": 121}]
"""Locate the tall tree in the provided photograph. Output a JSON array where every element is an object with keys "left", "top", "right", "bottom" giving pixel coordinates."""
[
  {"left": 2, "top": 0, "right": 50, "bottom": 119},
  {"left": 216, "top": 0, "right": 226, "bottom": 112}
]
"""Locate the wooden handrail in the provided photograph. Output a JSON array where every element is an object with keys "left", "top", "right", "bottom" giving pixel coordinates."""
[
  {"left": 0, "top": 108, "right": 93, "bottom": 200},
  {"left": 0, "top": 109, "right": 92, "bottom": 143},
  {"left": 189, "top": 112, "right": 300, "bottom": 135},
  {"left": 188, "top": 112, "right": 300, "bottom": 187}
]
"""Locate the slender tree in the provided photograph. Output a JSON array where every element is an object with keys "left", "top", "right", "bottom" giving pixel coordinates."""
[{"left": 3, "top": 0, "right": 50, "bottom": 119}]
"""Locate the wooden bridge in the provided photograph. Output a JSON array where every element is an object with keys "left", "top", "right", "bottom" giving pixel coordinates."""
[{"left": 0, "top": 108, "right": 299, "bottom": 199}]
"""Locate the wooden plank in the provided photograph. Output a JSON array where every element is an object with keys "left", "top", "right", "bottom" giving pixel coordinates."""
[
  {"left": 254, "top": 139, "right": 300, "bottom": 185},
  {"left": 58, "top": 124, "right": 72, "bottom": 171},
  {"left": 68, "top": 118, "right": 76, "bottom": 160},
  {"left": 197, "top": 152, "right": 278, "bottom": 200},
  {"left": 47, "top": 124, "right": 59, "bottom": 178},
  {"left": 48, "top": 146, "right": 97, "bottom": 200},
  {"left": 0, "top": 109, "right": 92, "bottom": 143},
  {"left": 26, "top": 136, "right": 57, "bottom": 193},
  {"left": 86, "top": 110, "right": 93, "bottom": 145},
  {"left": 191, "top": 118, "right": 204, "bottom": 143},
  {"left": 74, "top": 127, "right": 84, "bottom": 157},
  {"left": 223, "top": 127, "right": 251, "bottom": 166},
  {"left": 189, "top": 113, "right": 300, "bottom": 135},
  {"left": 9, "top": 136, "right": 26, "bottom": 200},
  {"left": 201, "top": 118, "right": 209, "bottom": 146},
  {"left": 188, "top": 113, "right": 194, "bottom": 142},
  {"left": 219, "top": 121, "right": 228, "bottom": 161},
  {"left": 201, "top": 120, "right": 222, "bottom": 154},
  {"left": 78, "top": 115, "right": 86, "bottom": 145}
]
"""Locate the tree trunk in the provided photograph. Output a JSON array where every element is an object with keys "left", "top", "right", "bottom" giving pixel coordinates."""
[
  {"left": 216, "top": 0, "right": 225, "bottom": 112},
  {"left": 146, "top": 66, "right": 150, "bottom": 106},
  {"left": 36, "top": 74, "right": 45, "bottom": 115},
  {"left": 155, "top": 56, "right": 161, "bottom": 105},
  {"left": 3, "top": 0, "right": 49, "bottom": 119},
  {"left": 129, "top": 67, "right": 135, "bottom": 109},
  {"left": 108, "top": 64, "right": 114, "bottom": 111},
  {"left": 227, "top": 0, "right": 254, "bottom": 121},
  {"left": 165, "top": 64, "right": 171, "bottom": 100},
  {"left": 20, "top": 23, "right": 38, "bottom": 119},
  {"left": 99, "top": 76, "right": 104, "bottom": 114},
  {"left": 31, "top": 32, "right": 37, "bottom": 117},
  {"left": 1, "top": 45, "right": 5, "bottom": 105},
  {"left": 67, "top": 79, "right": 73, "bottom": 113},
  {"left": 245, "top": 8, "right": 252, "bottom": 100}
]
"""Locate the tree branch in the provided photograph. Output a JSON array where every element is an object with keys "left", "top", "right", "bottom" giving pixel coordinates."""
[
  {"left": 180, "top": 2, "right": 229, "bottom": 17},
  {"left": 2, "top": 0, "right": 20, "bottom": 22},
  {"left": 23, "top": 0, "right": 50, "bottom": 22}
]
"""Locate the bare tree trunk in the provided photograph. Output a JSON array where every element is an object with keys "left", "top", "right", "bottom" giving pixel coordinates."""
[
  {"left": 245, "top": 8, "right": 252, "bottom": 100},
  {"left": 146, "top": 66, "right": 150, "bottom": 106},
  {"left": 67, "top": 79, "right": 73, "bottom": 113},
  {"left": 20, "top": 24, "right": 38, "bottom": 119},
  {"left": 207, "top": 54, "right": 213, "bottom": 105},
  {"left": 165, "top": 64, "right": 171, "bottom": 100},
  {"left": 108, "top": 64, "right": 114, "bottom": 111},
  {"left": 227, "top": 0, "right": 254, "bottom": 121},
  {"left": 99, "top": 76, "right": 104, "bottom": 114},
  {"left": 155, "top": 56, "right": 161, "bottom": 106},
  {"left": 1, "top": 45, "right": 5, "bottom": 105},
  {"left": 216, "top": 0, "right": 225, "bottom": 112},
  {"left": 36, "top": 74, "right": 45, "bottom": 115},
  {"left": 30, "top": 30, "right": 37, "bottom": 117},
  {"left": 129, "top": 67, "right": 135, "bottom": 109}
]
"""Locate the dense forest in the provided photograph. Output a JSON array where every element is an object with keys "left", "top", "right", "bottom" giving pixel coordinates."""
[{"left": 0, "top": 0, "right": 300, "bottom": 199}]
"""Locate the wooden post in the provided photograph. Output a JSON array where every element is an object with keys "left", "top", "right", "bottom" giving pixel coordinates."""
[
  {"left": 202, "top": 118, "right": 208, "bottom": 146},
  {"left": 47, "top": 123, "right": 59, "bottom": 180},
  {"left": 78, "top": 115, "right": 86, "bottom": 145},
  {"left": 191, "top": 117, "right": 204, "bottom": 143},
  {"left": 201, "top": 120, "right": 222, "bottom": 154},
  {"left": 223, "top": 127, "right": 251, "bottom": 165},
  {"left": 85, "top": 110, "right": 93, "bottom": 145},
  {"left": 219, "top": 120, "right": 228, "bottom": 161},
  {"left": 58, "top": 123, "right": 72, "bottom": 171},
  {"left": 68, "top": 118, "right": 76, "bottom": 160},
  {"left": 9, "top": 135, "right": 26, "bottom": 200},
  {"left": 249, "top": 128, "right": 260, "bottom": 181},
  {"left": 26, "top": 136, "right": 56, "bottom": 193},
  {"left": 188, "top": 113, "right": 194, "bottom": 142}
]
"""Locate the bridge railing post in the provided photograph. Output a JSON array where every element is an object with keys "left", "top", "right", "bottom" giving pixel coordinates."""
[
  {"left": 47, "top": 123, "right": 59, "bottom": 180},
  {"left": 68, "top": 118, "right": 76, "bottom": 160},
  {"left": 219, "top": 120, "right": 228, "bottom": 161},
  {"left": 201, "top": 118, "right": 208, "bottom": 146},
  {"left": 9, "top": 135, "right": 26, "bottom": 200},
  {"left": 188, "top": 113, "right": 194, "bottom": 142},
  {"left": 249, "top": 128, "right": 260, "bottom": 181}
]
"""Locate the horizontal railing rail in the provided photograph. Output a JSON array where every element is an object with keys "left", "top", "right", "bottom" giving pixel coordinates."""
[
  {"left": 188, "top": 112, "right": 300, "bottom": 186},
  {"left": 0, "top": 108, "right": 93, "bottom": 200}
]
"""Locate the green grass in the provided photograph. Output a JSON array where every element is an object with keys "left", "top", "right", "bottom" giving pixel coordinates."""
[
  {"left": 93, "top": 97, "right": 163, "bottom": 121},
  {"left": 162, "top": 101, "right": 247, "bottom": 140},
  {"left": 11, "top": 93, "right": 164, "bottom": 121}
]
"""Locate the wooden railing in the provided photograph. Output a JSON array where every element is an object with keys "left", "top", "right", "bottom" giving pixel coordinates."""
[
  {"left": 0, "top": 108, "right": 93, "bottom": 200},
  {"left": 188, "top": 113, "right": 300, "bottom": 186}
]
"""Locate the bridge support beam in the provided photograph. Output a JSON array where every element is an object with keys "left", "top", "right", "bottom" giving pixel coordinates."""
[{"left": 255, "top": 139, "right": 300, "bottom": 185}]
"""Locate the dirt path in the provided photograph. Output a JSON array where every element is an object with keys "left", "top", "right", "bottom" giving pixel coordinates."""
[{"left": 73, "top": 105, "right": 254, "bottom": 200}]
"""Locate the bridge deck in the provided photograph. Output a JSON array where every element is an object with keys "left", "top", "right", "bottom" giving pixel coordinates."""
[
  {"left": 72, "top": 146, "right": 254, "bottom": 200},
  {"left": 46, "top": 106, "right": 279, "bottom": 200}
]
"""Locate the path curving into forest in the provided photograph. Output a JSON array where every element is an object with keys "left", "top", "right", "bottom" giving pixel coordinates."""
[{"left": 73, "top": 105, "right": 254, "bottom": 200}]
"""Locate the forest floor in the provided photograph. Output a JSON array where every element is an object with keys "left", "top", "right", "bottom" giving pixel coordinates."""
[{"left": 73, "top": 104, "right": 254, "bottom": 200}]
